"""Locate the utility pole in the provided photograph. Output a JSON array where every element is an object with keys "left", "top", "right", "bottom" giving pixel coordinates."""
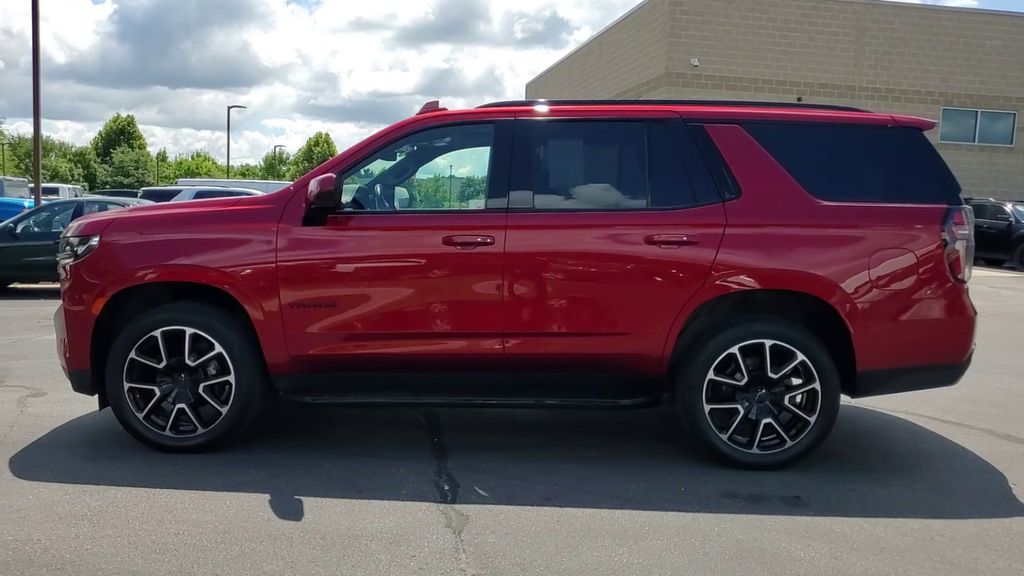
[
  {"left": 31, "top": 0, "right": 42, "bottom": 205},
  {"left": 1, "top": 140, "right": 7, "bottom": 176},
  {"left": 448, "top": 165, "right": 453, "bottom": 208},
  {"left": 226, "top": 104, "right": 247, "bottom": 179}
]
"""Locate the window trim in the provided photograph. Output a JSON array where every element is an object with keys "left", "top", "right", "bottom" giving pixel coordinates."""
[
  {"left": 939, "top": 107, "right": 1017, "bottom": 148},
  {"left": 328, "top": 120, "right": 512, "bottom": 216}
]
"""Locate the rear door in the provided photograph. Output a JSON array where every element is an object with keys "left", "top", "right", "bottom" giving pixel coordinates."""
[
  {"left": 277, "top": 120, "right": 513, "bottom": 377},
  {"left": 502, "top": 117, "right": 726, "bottom": 379}
]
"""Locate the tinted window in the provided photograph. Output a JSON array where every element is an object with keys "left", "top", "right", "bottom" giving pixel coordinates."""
[
  {"left": 41, "top": 186, "right": 61, "bottom": 198},
  {"left": 340, "top": 123, "right": 495, "bottom": 211},
  {"left": 512, "top": 121, "right": 647, "bottom": 210},
  {"left": 194, "top": 189, "right": 236, "bottom": 200},
  {"left": 971, "top": 204, "right": 993, "bottom": 220},
  {"left": 745, "top": 124, "right": 961, "bottom": 205},
  {"left": 140, "top": 189, "right": 182, "bottom": 203}
]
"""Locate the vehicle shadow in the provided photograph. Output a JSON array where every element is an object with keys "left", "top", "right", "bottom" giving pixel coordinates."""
[
  {"left": 9, "top": 404, "right": 1023, "bottom": 521},
  {"left": 0, "top": 285, "right": 60, "bottom": 300}
]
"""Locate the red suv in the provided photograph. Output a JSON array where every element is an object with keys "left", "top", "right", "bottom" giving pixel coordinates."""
[{"left": 54, "top": 100, "right": 976, "bottom": 468}]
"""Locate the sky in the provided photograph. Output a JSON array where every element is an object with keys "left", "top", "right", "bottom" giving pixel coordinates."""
[{"left": 0, "top": 0, "right": 1021, "bottom": 165}]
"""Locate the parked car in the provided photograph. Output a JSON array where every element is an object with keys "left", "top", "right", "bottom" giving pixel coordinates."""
[
  {"left": 966, "top": 198, "right": 1024, "bottom": 269},
  {"left": 0, "top": 176, "right": 34, "bottom": 221},
  {"left": 88, "top": 189, "right": 140, "bottom": 199},
  {"left": 54, "top": 100, "right": 976, "bottom": 468},
  {"left": 31, "top": 183, "right": 85, "bottom": 199},
  {"left": 0, "top": 196, "right": 150, "bottom": 287},
  {"left": 176, "top": 178, "right": 291, "bottom": 194},
  {"left": 139, "top": 186, "right": 262, "bottom": 203}
]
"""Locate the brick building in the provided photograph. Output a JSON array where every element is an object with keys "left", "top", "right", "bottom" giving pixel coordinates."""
[{"left": 526, "top": 0, "right": 1023, "bottom": 199}]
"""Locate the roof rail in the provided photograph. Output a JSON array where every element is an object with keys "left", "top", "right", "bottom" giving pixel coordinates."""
[{"left": 478, "top": 99, "right": 868, "bottom": 113}]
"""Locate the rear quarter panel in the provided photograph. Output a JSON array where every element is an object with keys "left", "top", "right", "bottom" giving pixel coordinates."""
[{"left": 692, "top": 124, "right": 974, "bottom": 372}]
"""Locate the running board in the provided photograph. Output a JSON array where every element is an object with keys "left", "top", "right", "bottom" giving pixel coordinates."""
[{"left": 271, "top": 372, "right": 667, "bottom": 409}]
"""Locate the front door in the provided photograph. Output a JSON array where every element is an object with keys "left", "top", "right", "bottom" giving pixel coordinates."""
[
  {"left": 502, "top": 118, "right": 726, "bottom": 381},
  {"left": 277, "top": 121, "right": 512, "bottom": 377},
  {"left": 0, "top": 201, "right": 78, "bottom": 283}
]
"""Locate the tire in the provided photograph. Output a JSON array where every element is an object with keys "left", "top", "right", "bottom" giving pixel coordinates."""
[
  {"left": 982, "top": 258, "right": 1006, "bottom": 268},
  {"left": 105, "top": 301, "right": 269, "bottom": 452},
  {"left": 1014, "top": 244, "right": 1024, "bottom": 272},
  {"left": 675, "top": 317, "right": 841, "bottom": 469}
]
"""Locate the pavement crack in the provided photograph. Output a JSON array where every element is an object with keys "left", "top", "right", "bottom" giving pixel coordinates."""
[
  {"left": 423, "top": 410, "right": 473, "bottom": 575},
  {"left": 424, "top": 409, "right": 460, "bottom": 504}
]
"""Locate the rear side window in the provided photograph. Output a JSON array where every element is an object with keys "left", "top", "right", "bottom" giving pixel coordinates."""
[
  {"left": 140, "top": 189, "right": 182, "bottom": 203},
  {"left": 744, "top": 124, "right": 962, "bottom": 205},
  {"left": 510, "top": 120, "right": 718, "bottom": 210},
  {"left": 194, "top": 189, "right": 236, "bottom": 200}
]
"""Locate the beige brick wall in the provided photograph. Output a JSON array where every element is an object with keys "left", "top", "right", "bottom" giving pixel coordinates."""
[{"left": 526, "top": 0, "right": 1024, "bottom": 200}]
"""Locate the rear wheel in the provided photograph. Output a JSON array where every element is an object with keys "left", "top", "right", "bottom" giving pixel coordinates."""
[
  {"left": 105, "top": 302, "right": 268, "bottom": 451},
  {"left": 676, "top": 318, "right": 841, "bottom": 469}
]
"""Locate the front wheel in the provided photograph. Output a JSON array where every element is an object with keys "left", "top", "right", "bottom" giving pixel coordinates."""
[
  {"left": 105, "top": 302, "right": 268, "bottom": 452},
  {"left": 1014, "top": 244, "right": 1024, "bottom": 272},
  {"left": 676, "top": 319, "right": 841, "bottom": 469}
]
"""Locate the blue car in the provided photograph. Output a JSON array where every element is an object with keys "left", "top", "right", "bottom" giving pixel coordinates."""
[{"left": 0, "top": 177, "right": 34, "bottom": 221}]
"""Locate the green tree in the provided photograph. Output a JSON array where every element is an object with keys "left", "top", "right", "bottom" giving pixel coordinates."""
[
  {"left": 71, "top": 146, "right": 104, "bottom": 191},
  {"left": 458, "top": 175, "right": 487, "bottom": 207},
  {"left": 91, "top": 113, "right": 147, "bottom": 164},
  {"left": 259, "top": 149, "right": 291, "bottom": 180},
  {"left": 102, "top": 146, "right": 154, "bottom": 190},
  {"left": 168, "top": 151, "right": 225, "bottom": 180},
  {"left": 287, "top": 132, "right": 337, "bottom": 180},
  {"left": 232, "top": 163, "right": 261, "bottom": 179}
]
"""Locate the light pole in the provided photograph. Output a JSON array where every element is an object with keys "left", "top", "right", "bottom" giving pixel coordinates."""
[
  {"left": 1, "top": 139, "right": 7, "bottom": 176},
  {"left": 226, "top": 104, "right": 247, "bottom": 179},
  {"left": 273, "top": 144, "right": 285, "bottom": 156},
  {"left": 31, "top": 0, "right": 42, "bottom": 205},
  {"left": 448, "top": 165, "right": 453, "bottom": 208}
]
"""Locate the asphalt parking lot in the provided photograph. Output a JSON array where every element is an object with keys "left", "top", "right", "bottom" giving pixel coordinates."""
[{"left": 1, "top": 270, "right": 1022, "bottom": 576}]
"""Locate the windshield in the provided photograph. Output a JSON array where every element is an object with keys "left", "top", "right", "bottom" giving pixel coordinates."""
[
  {"left": 41, "top": 186, "right": 61, "bottom": 198},
  {"left": 1013, "top": 203, "right": 1024, "bottom": 221}
]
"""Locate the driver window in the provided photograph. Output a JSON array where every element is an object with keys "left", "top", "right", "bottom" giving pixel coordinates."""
[
  {"left": 15, "top": 203, "right": 76, "bottom": 235},
  {"left": 340, "top": 123, "right": 494, "bottom": 212}
]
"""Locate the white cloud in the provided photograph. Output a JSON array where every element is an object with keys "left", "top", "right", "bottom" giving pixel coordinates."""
[{"left": 0, "top": 0, "right": 1009, "bottom": 164}]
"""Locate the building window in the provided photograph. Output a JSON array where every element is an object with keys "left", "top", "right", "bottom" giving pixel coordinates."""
[{"left": 939, "top": 108, "right": 1017, "bottom": 146}]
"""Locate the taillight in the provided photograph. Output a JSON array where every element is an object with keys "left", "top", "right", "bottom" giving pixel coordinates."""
[{"left": 942, "top": 206, "right": 974, "bottom": 283}]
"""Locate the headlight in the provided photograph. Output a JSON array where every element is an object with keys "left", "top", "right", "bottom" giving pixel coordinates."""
[{"left": 57, "top": 235, "right": 100, "bottom": 265}]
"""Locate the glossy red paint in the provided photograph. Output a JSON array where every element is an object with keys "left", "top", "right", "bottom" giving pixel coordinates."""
[
  {"left": 54, "top": 101, "right": 974, "bottom": 403},
  {"left": 697, "top": 123, "right": 974, "bottom": 371},
  {"left": 503, "top": 204, "right": 725, "bottom": 375}
]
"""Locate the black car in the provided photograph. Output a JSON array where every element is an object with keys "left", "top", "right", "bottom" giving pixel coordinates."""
[
  {"left": 0, "top": 197, "right": 150, "bottom": 287},
  {"left": 968, "top": 198, "right": 1024, "bottom": 269}
]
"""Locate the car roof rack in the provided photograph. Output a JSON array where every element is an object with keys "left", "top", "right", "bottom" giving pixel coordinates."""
[{"left": 478, "top": 99, "right": 868, "bottom": 112}]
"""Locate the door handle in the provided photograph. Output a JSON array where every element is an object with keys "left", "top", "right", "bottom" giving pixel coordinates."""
[
  {"left": 442, "top": 235, "right": 496, "bottom": 250},
  {"left": 644, "top": 234, "right": 699, "bottom": 248}
]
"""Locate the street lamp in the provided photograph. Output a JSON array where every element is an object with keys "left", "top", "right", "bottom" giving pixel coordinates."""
[
  {"left": 273, "top": 144, "right": 285, "bottom": 156},
  {"left": 31, "top": 0, "right": 42, "bottom": 205},
  {"left": 226, "top": 104, "right": 247, "bottom": 179}
]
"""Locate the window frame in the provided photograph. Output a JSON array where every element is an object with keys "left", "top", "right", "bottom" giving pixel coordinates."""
[
  {"left": 508, "top": 118, "right": 722, "bottom": 214},
  {"left": 939, "top": 107, "right": 1017, "bottom": 147},
  {"left": 331, "top": 120, "right": 513, "bottom": 215}
]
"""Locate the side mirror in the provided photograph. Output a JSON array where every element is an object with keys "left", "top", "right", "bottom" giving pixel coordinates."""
[
  {"left": 2, "top": 223, "right": 19, "bottom": 239},
  {"left": 307, "top": 173, "right": 340, "bottom": 209}
]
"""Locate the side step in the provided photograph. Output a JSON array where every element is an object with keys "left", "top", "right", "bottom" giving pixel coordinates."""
[{"left": 271, "top": 372, "right": 667, "bottom": 409}]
